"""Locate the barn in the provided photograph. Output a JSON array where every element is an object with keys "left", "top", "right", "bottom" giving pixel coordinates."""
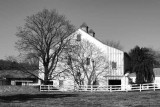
[{"left": 39, "top": 24, "right": 130, "bottom": 90}]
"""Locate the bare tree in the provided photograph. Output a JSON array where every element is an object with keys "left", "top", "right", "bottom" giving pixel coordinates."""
[
  {"left": 5, "top": 56, "right": 18, "bottom": 62},
  {"left": 23, "top": 53, "right": 39, "bottom": 65},
  {"left": 103, "top": 40, "right": 123, "bottom": 50},
  {"left": 15, "top": 9, "right": 75, "bottom": 84},
  {"left": 60, "top": 40, "right": 109, "bottom": 85}
]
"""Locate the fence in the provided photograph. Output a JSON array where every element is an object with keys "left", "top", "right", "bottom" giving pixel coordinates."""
[
  {"left": 40, "top": 85, "right": 76, "bottom": 91},
  {"left": 40, "top": 83, "right": 160, "bottom": 92},
  {"left": 78, "top": 85, "right": 123, "bottom": 92}
]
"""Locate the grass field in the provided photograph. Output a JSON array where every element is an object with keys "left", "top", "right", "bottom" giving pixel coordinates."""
[{"left": 0, "top": 86, "right": 160, "bottom": 107}]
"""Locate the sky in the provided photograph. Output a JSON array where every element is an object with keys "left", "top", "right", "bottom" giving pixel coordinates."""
[{"left": 0, "top": 0, "right": 160, "bottom": 59}]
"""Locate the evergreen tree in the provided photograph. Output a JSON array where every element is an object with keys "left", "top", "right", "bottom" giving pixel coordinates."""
[{"left": 129, "top": 46, "right": 156, "bottom": 84}]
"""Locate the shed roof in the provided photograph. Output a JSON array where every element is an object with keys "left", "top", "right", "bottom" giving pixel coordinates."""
[
  {"left": 129, "top": 68, "right": 160, "bottom": 77},
  {"left": 0, "top": 70, "right": 38, "bottom": 79},
  {"left": 153, "top": 68, "right": 160, "bottom": 77}
]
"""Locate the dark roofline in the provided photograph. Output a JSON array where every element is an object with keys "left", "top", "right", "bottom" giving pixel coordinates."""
[
  {"left": 0, "top": 70, "right": 38, "bottom": 79},
  {"left": 79, "top": 28, "right": 124, "bottom": 52}
]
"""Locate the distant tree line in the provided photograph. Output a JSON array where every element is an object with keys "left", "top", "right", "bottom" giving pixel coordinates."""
[{"left": 0, "top": 59, "right": 38, "bottom": 70}]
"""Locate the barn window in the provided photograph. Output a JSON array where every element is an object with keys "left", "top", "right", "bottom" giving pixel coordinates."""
[
  {"left": 86, "top": 57, "right": 90, "bottom": 65},
  {"left": 67, "top": 56, "right": 72, "bottom": 65},
  {"left": 76, "top": 34, "right": 81, "bottom": 41},
  {"left": 46, "top": 81, "right": 53, "bottom": 85},
  {"left": 112, "top": 62, "right": 117, "bottom": 69},
  {"left": 16, "top": 82, "right": 22, "bottom": 86},
  {"left": 59, "top": 80, "right": 63, "bottom": 87}
]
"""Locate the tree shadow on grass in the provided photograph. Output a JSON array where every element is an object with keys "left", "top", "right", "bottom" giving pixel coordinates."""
[{"left": 0, "top": 94, "right": 78, "bottom": 103}]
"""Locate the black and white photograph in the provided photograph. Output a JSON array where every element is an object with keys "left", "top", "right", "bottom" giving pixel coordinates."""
[{"left": 0, "top": 0, "right": 160, "bottom": 107}]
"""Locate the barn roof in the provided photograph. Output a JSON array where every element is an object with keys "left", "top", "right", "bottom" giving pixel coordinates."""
[
  {"left": 78, "top": 28, "right": 124, "bottom": 53},
  {"left": 153, "top": 68, "right": 160, "bottom": 77},
  {"left": 0, "top": 70, "right": 38, "bottom": 79}
]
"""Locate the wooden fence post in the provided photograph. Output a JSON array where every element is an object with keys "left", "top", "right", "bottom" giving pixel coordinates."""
[
  {"left": 91, "top": 85, "right": 93, "bottom": 92},
  {"left": 140, "top": 84, "right": 141, "bottom": 92},
  {"left": 110, "top": 86, "right": 112, "bottom": 92},
  {"left": 126, "top": 85, "right": 128, "bottom": 92}
]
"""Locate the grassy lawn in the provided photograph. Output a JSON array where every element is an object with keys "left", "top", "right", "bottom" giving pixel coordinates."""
[{"left": 0, "top": 86, "right": 160, "bottom": 107}]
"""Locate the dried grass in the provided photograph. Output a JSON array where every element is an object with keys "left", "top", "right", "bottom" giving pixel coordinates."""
[{"left": 0, "top": 86, "right": 160, "bottom": 107}]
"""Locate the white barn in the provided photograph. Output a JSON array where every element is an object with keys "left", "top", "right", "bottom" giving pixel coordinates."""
[{"left": 38, "top": 24, "right": 130, "bottom": 90}]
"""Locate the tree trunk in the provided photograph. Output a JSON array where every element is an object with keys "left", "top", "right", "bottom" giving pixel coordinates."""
[
  {"left": 87, "top": 80, "right": 92, "bottom": 85},
  {"left": 87, "top": 80, "right": 92, "bottom": 90},
  {"left": 44, "top": 65, "right": 49, "bottom": 85}
]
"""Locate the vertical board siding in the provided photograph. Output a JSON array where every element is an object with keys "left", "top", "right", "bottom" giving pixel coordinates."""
[
  {"left": 78, "top": 29, "right": 124, "bottom": 76},
  {"left": 38, "top": 28, "right": 125, "bottom": 86}
]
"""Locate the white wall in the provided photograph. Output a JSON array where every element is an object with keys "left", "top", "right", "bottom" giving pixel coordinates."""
[
  {"left": 38, "top": 28, "right": 125, "bottom": 86},
  {"left": 155, "top": 77, "right": 160, "bottom": 88},
  {"left": 130, "top": 77, "right": 136, "bottom": 83},
  {"left": 76, "top": 29, "right": 124, "bottom": 76},
  {"left": 129, "top": 76, "right": 160, "bottom": 84}
]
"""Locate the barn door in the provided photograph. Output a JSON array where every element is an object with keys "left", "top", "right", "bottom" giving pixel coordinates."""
[{"left": 109, "top": 80, "right": 121, "bottom": 85}]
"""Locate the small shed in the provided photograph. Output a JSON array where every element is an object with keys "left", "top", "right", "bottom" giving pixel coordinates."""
[
  {"left": 128, "top": 68, "right": 160, "bottom": 84},
  {"left": 0, "top": 70, "right": 39, "bottom": 86}
]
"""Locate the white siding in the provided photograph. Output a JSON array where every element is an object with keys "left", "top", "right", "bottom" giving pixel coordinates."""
[
  {"left": 39, "top": 28, "right": 126, "bottom": 86},
  {"left": 76, "top": 29, "right": 124, "bottom": 76},
  {"left": 73, "top": 29, "right": 126, "bottom": 86}
]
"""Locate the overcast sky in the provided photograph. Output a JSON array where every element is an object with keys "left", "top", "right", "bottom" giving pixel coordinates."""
[{"left": 0, "top": 0, "right": 160, "bottom": 59}]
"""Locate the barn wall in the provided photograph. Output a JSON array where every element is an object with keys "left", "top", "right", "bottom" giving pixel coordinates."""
[
  {"left": 38, "top": 28, "right": 126, "bottom": 86},
  {"left": 70, "top": 29, "right": 125, "bottom": 86},
  {"left": 76, "top": 29, "right": 125, "bottom": 76},
  {"left": 155, "top": 77, "right": 160, "bottom": 83},
  {"left": 155, "top": 77, "right": 160, "bottom": 88},
  {"left": 38, "top": 58, "right": 44, "bottom": 81},
  {"left": 124, "top": 52, "right": 131, "bottom": 74},
  {"left": 129, "top": 75, "right": 160, "bottom": 85}
]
